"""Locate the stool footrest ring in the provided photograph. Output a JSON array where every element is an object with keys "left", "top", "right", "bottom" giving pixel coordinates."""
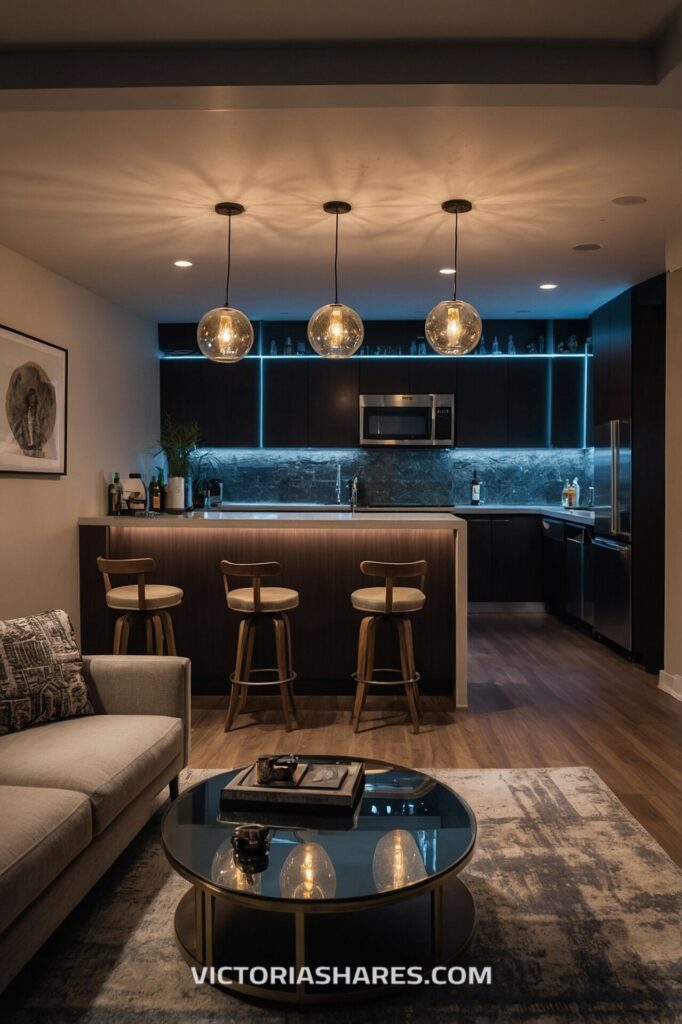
[
  {"left": 351, "top": 668, "right": 421, "bottom": 687},
  {"left": 230, "top": 668, "right": 297, "bottom": 688}
]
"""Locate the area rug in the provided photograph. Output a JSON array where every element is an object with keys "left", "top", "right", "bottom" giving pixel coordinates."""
[{"left": 4, "top": 767, "right": 681, "bottom": 1023}]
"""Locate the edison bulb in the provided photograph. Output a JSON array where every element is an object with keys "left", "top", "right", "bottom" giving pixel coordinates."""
[
  {"left": 425, "top": 299, "right": 482, "bottom": 355},
  {"left": 197, "top": 305, "right": 254, "bottom": 362},
  {"left": 211, "top": 840, "right": 262, "bottom": 894},
  {"left": 372, "top": 830, "right": 427, "bottom": 892},
  {"left": 307, "top": 303, "right": 364, "bottom": 359},
  {"left": 279, "top": 842, "right": 336, "bottom": 900}
]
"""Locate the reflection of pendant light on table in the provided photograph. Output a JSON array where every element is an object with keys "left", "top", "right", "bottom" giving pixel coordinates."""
[
  {"left": 197, "top": 202, "right": 254, "bottom": 363},
  {"left": 307, "top": 201, "right": 364, "bottom": 358},
  {"left": 279, "top": 842, "right": 336, "bottom": 899},
  {"left": 425, "top": 199, "right": 482, "bottom": 355},
  {"left": 211, "top": 839, "right": 262, "bottom": 894},
  {"left": 372, "top": 829, "right": 427, "bottom": 892}
]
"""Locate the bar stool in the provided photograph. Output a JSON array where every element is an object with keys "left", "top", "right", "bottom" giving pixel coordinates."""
[
  {"left": 220, "top": 560, "right": 299, "bottom": 732},
  {"left": 97, "top": 557, "right": 183, "bottom": 655},
  {"left": 350, "top": 560, "right": 427, "bottom": 734}
]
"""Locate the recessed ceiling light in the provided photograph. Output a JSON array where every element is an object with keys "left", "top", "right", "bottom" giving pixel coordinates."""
[
  {"left": 439, "top": 267, "right": 456, "bottom": 275},
  {"left": 539, "top": 283, "right": 558, "bottom": 290},
  {"left": 611, "top": 195, "right": 647, "bottom": 205},
  {"left": 174, "top": 259, "right": 193, "bottom": 267},
  {"left": 572, "top": 243, "right": 602, "bottom": 251},
  {"left": 516, "top": 309, "right": 531, "bottom": 313}
]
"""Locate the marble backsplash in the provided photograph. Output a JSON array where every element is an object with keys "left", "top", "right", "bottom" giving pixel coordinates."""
[{"left": 202, "top": 448, "right": 594, "bottom": 507}]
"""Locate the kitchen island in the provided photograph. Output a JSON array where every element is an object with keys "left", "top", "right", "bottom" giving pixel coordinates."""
[{"left": 79, "top": 511, "right": 468, "bottom": 704}]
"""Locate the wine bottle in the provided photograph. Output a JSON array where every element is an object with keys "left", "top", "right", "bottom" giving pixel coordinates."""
[
  {"left": 149, "top": 476, "right": 162, "bottom": 512},
  {"left": 107, "top": 472, "right": 120, "bottom": 515},
  {"left": 470, "top": 467, "right": 481, "bottom": 505}
]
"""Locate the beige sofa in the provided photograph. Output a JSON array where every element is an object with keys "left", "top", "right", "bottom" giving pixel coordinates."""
[{"left": 0, "top": 654, "right": 191, "bottom": 992}]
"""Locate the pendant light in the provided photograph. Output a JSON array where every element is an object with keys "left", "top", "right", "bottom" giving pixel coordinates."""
[
  {"left": 307, "top": 201, "right": 364, "bottom": 358},
  {"left": 425, "top": 199, "right": 482, "bottom": 355},
  {"left": 197, "top": 202, "right": 254, "bottom": 363}
]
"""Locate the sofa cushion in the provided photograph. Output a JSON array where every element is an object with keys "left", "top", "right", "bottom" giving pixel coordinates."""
[
  {"left": 0, "top": 610, "right": 93, "bottom": 735},
  {"left": 0, "top": 785, "right": 92, "bottom": 932},
  {"left": 0, "top": 715, "right": 182, "bottom": 835}
]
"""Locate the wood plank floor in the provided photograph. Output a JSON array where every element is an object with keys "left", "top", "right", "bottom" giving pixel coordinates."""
[{"left": 190, "top": 612, "right": 682, "bottom": 865}]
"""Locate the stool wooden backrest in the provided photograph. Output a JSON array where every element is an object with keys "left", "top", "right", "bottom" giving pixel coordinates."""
[
  {"left": 97, "top": 556, "right": 156, "bottom": 612},
  {"left": 219, "top": 560, "right": 281, "bottom": 615},
  {"left": 359, "top": 560, "right": 427, "bottom": 614}
]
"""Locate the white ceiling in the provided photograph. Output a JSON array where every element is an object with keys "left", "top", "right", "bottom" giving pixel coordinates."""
[
  {"left": 0, "top": 0, "right": 678, "bottom": 46},
  {"left": 0, "top": 4, "right": 680, "bottom": 326},
  {"left": 0, "top": 100, "right": 679, "bottom": 322}
]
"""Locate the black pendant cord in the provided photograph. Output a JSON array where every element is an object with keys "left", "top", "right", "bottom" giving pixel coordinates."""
[
  {"left": 224, "top": 214, "right": 232, "bottom": 308},
  {"left": 453, "top": 210, "right": 459, "bottom": 302},
  {"left": 334, "top": 210, "right": 340, "bottom": 305}
]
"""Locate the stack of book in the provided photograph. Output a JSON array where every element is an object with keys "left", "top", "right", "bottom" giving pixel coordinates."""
[{"left": 220, "top": 760, "right": 365, "bottom": 827}]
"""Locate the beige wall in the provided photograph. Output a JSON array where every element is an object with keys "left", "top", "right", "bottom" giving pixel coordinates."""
[
  {"left": 661, "top": 266, "right": 682, "bottom": 697},
  {"left": 0, "top": 244, "right": 158, "bottom": 634}
]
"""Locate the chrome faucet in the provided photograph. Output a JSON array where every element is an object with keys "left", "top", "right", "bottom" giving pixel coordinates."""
[
  {"left": 350, "top": 475, "right": 359, "bottom": 512},
  {"left": 335, "top": 464, "right": 342, "bottom": 505}
]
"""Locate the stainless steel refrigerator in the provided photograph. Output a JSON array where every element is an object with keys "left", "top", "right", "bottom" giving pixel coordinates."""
[{"left": 592, "top": 420, "right": 632, "bottom": 651}]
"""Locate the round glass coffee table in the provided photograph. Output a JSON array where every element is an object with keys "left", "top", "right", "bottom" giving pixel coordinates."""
[{"left": 162, "top": 756, "right": 476, "bottom": 1004}]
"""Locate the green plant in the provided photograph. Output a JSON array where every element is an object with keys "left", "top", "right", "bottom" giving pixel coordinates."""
[{"left": 156, "top": 414, "right": 201, "bottom": 478}]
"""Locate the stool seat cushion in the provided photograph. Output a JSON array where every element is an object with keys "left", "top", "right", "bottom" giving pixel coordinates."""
[
  {"left": 351, "top": 586, "right": 426, "bottom": 613},
  {"left": 227, "top": 587, "right": 299, "bottom": 613},
  {"left": 105, "top": 584, "right": 183, "bottom": 611}
]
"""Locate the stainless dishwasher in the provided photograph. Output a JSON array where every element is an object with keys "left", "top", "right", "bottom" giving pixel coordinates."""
[{"left": 564, "top": 524, "right": 594, "bottom": 625}]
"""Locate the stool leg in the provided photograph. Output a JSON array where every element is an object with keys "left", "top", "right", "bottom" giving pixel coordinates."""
[
  {"left": 398, "top": 617, "right": 421, "bottom": 734},
  {"left": 243, "top": 618, "right": 256, "bottom": 681},
  {"left": 223, "top": 681, "right": 241, "bottom": 732},
  {"left": 161, "top": 611, "right": 177, "bottom": 655},
  {"left": 352, "top": 617, "right": 370, "bottom": 727},
  {"left": 120, "top": 613, "right": 131, "bottom": 655},
  {"left": 282, "top": 612, "right": 297, "bottom": 714},
  {"left": 113, "top": 615, "right": 124, "bottom": 655},
  {"left": 225, "top": 618, "right": 248, "bottom": 732},
  {"left": 153, "top": 614, "right": 164, "bottom": 656},
  {"left": 365, "top": 617, "right": 377, "bottom": 682},
  {"left": 274, "top": 616, "right": 296, "bottom": 732},
  {"left": 145, "top": 617, "right": 154, "bottom": 654}
]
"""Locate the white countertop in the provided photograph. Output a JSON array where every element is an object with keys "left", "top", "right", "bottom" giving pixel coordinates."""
[
  {"left": 209, "top": 502, "right": 595, "bottom": 526},
  {"left": 79, "top": 511, "right": 465, "bottom": 530}
]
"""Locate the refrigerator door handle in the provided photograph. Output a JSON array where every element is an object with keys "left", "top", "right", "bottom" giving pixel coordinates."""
[{"left": 610, "top": 420, "right": 619, "bottom": 535}]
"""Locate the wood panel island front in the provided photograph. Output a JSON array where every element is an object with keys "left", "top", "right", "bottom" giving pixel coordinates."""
[{"left": 78, "top": 511, "right": 468, "bottom": 704}]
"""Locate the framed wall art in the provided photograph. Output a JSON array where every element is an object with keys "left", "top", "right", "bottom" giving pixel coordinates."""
[{"left": 0, "top": 323, "right": 68, "bottom": 475}]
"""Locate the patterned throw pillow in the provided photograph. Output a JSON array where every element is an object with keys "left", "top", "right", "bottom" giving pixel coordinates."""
[{"left": 0, "top": 609, "right": 94, "bottom": 735}]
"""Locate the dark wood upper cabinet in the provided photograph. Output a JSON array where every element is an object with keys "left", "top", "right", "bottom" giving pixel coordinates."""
[
  {"left": 507, "top": 358, "right": 550, "bottom": 447},
  {"left": 160, "top": 359, "right": 259, "bottom": 447},
  {"left": 551, "top": 358, "right": 585, "bottom": 448},
  {"left": 406, "top": 358, "right": 457, "bottom": 396},
  {"left": 359, "top": 359, "right": 409, "bottom": 395},
  {"left": 308, "top": 361, "right": 359, "bottom": 447},
  {"left": 592, "top": 291, "right": 632, "bottom": 426},
  {"left": 262, "top": 361, "right": 309, "bottom": 447},
  {"left": 456, "top": 360, "right": 508, "bottom": 447}
]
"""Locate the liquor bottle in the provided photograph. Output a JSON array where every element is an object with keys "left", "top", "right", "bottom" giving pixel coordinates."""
[
  {"left": 508, "top": 334, "right": 516, "bottom": 354},
  {"left": 107, "top": 472, "right": 121, "bottom": 515},
  {"left": 478, "top": 335, "right": 487, "bottom": 354},
  {"left": 470, "top": 467, "right": 481, "bottom": 505},
  {"left": 284, "top": 336, "right": 293, "bottom": 356},
  {"left": 156, "top": 467, "right": 167, "bottom": 511},
  {"left": 561, "top": 479, "right": 570, "bottom": 508},
  {"left": 492, "top": 336, "right": 500, "bottom": 354},
  {"left": 149, "top": 475, "right": 162, "bottom": 512},
  {"left": 112, "top": 472, "right": 124, "bottom": 515}
]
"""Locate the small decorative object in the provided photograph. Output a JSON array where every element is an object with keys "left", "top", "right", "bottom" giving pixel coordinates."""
[
  {"left": 307, "top": 201, "right": 364, "bottom": 359},
  {"left": 538, "top": 334, "right": 545, "bottom": 353},
  {"left": 418, "top": 340, "right": 427, "bottom": 355},
  {"left": 478, "top": 335, "right": 487, "bottom": 354},
  {"left": 492, "top": 336, "right": 501, "bottom": 354},
  {"left": 526, "top": 341, "right": 538, "bottom": 353},
  {"left": 230, "top": 823, "right": 272, "bottom": 875},
  {"left": 508, "top": 334, "right": 516, "bottom": 354},
  {"left": 269, "top": 339, "right": 278, "bottom": 355},
  {"left": 297, "top": 341, "right": 306, "bottom": 355},
  {"left": 284, "top": 336, "right": 294, "bottom": 356},
  {"left": 372, "top": 829, "right": 427, "bottom": 893},
  {"left": 425, "top": 200, "right": 482, "bottom": 355},
  {"left": 197, "top": 202, "right": 254, "bottom": 363},
  {"left": 280, "top": 842, "right": 336, "bottom": 900},
  {"left": 567, "top": 334, "right": 579, "bottom": 352},
  {"left": 256, "top": 754, "right": 299, "bottom": 785},
  {"left": 0, "top": 324, "right": 67, "bottom": 475}
]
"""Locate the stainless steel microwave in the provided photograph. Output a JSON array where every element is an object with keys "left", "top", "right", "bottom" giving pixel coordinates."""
[{"left": 359, "top": 394, "right": 455, "bottom": 446}]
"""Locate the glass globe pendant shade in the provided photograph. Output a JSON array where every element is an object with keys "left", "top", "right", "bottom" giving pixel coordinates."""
[
  {"left": 372, "top": 829, "right": 428, "bottom": 893},
  {"left": 197, "top": 306, "right": 254, "bottom": 363},
  {"left": 307, "top": 302, "right": 364, "bottom": 359},
  {"left": 279, "top": 842, "right": 336, "bottom": 900},
  {"left": 425, "top": 299, "right": 482, "bottom": 355}
]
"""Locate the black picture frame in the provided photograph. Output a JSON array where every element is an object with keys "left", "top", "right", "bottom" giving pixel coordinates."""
[{"left": 0, "top": 323, "right": 68, "bottom": 475}]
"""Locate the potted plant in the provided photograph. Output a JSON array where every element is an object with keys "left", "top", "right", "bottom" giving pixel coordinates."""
[{"left": 156, "top": 414, "right": 201, "bottom": 511}]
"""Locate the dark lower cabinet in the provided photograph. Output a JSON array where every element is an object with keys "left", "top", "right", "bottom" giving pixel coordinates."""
[
  {"left": 160, "top": 358, "right": 259, "bottom": 447},
  {"left": 464, "top": 515, "right": 542, "bottom": 601},
  {"left": 541, "top": 517, "right": 565, "bottom": 613},
  {"left": 263, "top": 362, "right": 309, "bottom": 447},
  {"left": 308, "top": 361, "right": 359, "bottom": 447}
]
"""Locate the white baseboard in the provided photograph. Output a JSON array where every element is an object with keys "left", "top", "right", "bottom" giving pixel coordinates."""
[{"left": 658, "top": 670, "right": 682, "bottom": 701}]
